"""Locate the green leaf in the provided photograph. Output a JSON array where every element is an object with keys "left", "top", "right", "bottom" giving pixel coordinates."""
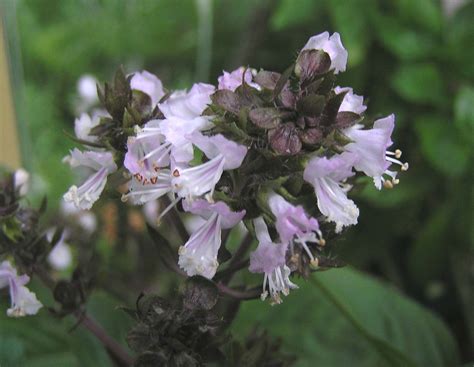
[
  {"left": 415, "top": 115, "right": 469, "bottom": 176},
  {"left": 233, "top": 268, "right": 459, "bottom": 367},
  {"left": 270, "top": 0, "right": 319, "bottom": 31},
  {"left": 371, "top": 15, "right": 435, "bottom": 60},
  {"left": 454, "top": 86, "right": 474, "bottom": 138},
  {"left": 326, "top": 0, "right": 373, "bottom": 66},
  {"left": 394, "top": 0, "right": 442, "bottom": 34},
  {"left": 407, "top": 202, "right": 452, "bottom": 286},
  {"left": 391, "top": 64, "right": 443, "bottom": 104},
  {"left": 0, "top": 308, "right": 112, "bottom": 366},
  {"left": 0, "top": 291, "right": 131, "bottom": 366}
]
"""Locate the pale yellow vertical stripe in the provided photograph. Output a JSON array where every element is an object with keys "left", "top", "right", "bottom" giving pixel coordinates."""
[{"left": 0, "top": 17, "right": 21, "bottom": 169}]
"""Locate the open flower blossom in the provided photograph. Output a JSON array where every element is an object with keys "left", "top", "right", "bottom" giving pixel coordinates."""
[
  {"left": 63, "top": 148, "right": 117, "bottom": 210},
  {"left": 159, "top": 116, "right": 212, "bottom": 164},
  {"left": 121, "top": 169, "right": 172, "bottom": 205},
  {"left": 172, "top": 133, "right": 247, "bottom": 199},
  {"left": 268, "top": 193, "right": 324, "bottom": 266},
  {"left": 304, "top": 153, "right": 359, "bottom": 233},
  {"left": 0, "top": 261, "right": 42, "bottom": 317},
  {"left": 124, "top": 120, "right": 171, "bottom": 178},
  {"left": 74, "top": 112, "right": 101, "bottom": 142},
  {"left": 159, "top": 83, "right": 215, "bottom": 120},
  {"left": 334, "top": 86, "right": 367, "bottom": 115},
  {"left": 178, "top": 199, "right": 245, "bottom": 279},
  {"left": 130, "top": 70, "right": 165, "bottom": 107},
  {"left": 218, "top": 67, "right": 260, "bottom": 91},
  {"left": 249, "top": 217, "right": 297, "bottom": 304},
  {"left": 344, "top": 114, "right": 409, "bottom": 190},
  {"left": 302, "top": 31, "right": 348, "bottom": 74},
  {"left": 157, "top": 83, "right": 215, "bottom": 163}
]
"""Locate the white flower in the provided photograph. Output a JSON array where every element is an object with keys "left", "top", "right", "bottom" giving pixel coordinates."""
[
  {"left": 159, "top": 116, "right": 212, "bottom": 164},
  {"left": 74, "top": 113, "right": 101, "bottom": 142},
  {"left": 249, "top": 217, "right": 297, "bottom": 304},
  {"left": 14, "top": 168, "right": 29, "bottom": 196},
  {"left": 178, "top": 199, "right": 245, "bottom": 279},
  {"left": 268, "top": 193, "right": 324, "bottom": 265},
  {"left": 63, "top": 149, "right": 117, "bottom": 210},
  {"left": 218, "top": 67, "right": 260, "bottom": 91},
  {"left": 334, "top": 86, "right": 367, "bottom": 115},
  {"left": 159, "top": 83, "right": 215, "bottom": 120},
  {"left": 303, "top": 153, "right": 359, "bottom": 233},
  {"left": 0, "top": 261, "right": 42, "bottom": 317},
  {"left": 344, "top": 114, "right": 409, "bottom": 190},
  {"left": 124, "top": 120, "right": 171, "bottom": 178},
  {"left": 302, "top": 32, "right": 348, "bottom": 74},
  {"left": 77, "top": 74, "right": 99, "bottom": 106},
  {"left": 121, "top": 169, "right": 172, "bottom": 205},
  {"left": 46, "top": 229, "right": 72, "bottom": 271},
  {"left": 172, "top": 133, "right": 247, "bottom": 199},
  {"left": 130, "top": 70, "right": 165, "bottom": 106}
]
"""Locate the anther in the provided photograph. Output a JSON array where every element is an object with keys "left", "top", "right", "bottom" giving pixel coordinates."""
[
  {"left": 395, "top": 149, "right": 402, "bottom": 159},
  {"left": 310, "top": 258, "right": 319, "bottom": 268},
  {"left": 173, "top": 169, "right": 180, "bottom": 177},
  {"left": 383, "top": 180, "right": 394, "bottom": 189}
]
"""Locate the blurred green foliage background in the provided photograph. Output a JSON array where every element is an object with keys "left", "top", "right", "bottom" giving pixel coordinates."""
[{"left": 1, "top": 0, "right": 473, "bottom": 366}]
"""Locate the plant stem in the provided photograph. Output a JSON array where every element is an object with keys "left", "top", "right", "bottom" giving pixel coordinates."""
[
  {"left": 34, "top": 266, "right": 134, "bottom": 366},
  {"left": 195, "top": 0, "right": 213, "bottom": 82},
  {"left": 217, "top": 232, "right": 254, "bottom": 283},
  {"left": 216, "top": 282, "right": 260, "bottom": 300},
  {"left": 76, "top": 312, "right": 134, "bottom": 366},
  {"left": 161, "top": 196, "right": 188, "bottom": 243}
]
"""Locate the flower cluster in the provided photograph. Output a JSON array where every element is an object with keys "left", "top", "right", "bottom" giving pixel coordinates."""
[
  {"left": 0, "top": 170, "right": 43, "bottom": 317},
  {"left": 64, "top": 31, "right": 408, "bottom": 304}
]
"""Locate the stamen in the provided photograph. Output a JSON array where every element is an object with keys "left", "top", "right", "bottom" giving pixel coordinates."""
[
  {"left": 383, "top": 180, "right": 393, "bottom": 189},
  {"left": 386, "top": 156, "right": 409, "bottom": 171},
  {"left": 157, "top": 196, "right": 181, "bottom": 224},
  {"left": 386, "top": 149, "right": 402, "bottom": 159}
]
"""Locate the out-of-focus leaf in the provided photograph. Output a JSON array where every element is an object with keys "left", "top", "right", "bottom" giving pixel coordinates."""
[
  {"left": 270, "top": 0, "right": 319, "bottom": 31},
  {"left": 371, "top": 15, "right": 435, "bottom": 60},
  {"left": 407, "top": 202, "right": 452, "bottom": 286},
  {"left": 233, "top": 268, "right": 459, "bottom": 367},
  {"left": 0, "top": 304, "right": 112, "bottom": 366},
  {"left": 415, "top": 115, "right": 469, "bottom": 176},
  {"left": 394, "top": 0, "right": 442, "bottom": 34},
  {"left": 454, "top": 86, "right": 474, "bottom": 138},
  {"left": 357, "top": 175, "right": 426, "bottom": 208},
  {"left": 0, "top": 291, "right": 131, "bottom": 367},
  {"left": 326, "top": 0, "right": 373, "bottom": 66},
  {"left": 391, "top": 64, "right": 443, "bottom": 104}
]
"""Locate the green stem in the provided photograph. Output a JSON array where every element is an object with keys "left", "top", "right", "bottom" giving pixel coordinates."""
[{"left": 194, "top": 0, "right": 213, "bottom": 82}]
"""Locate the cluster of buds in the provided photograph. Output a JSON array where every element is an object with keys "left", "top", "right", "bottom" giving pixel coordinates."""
[{"left": 64, "top": 31, "right": 408, "bottom": 304}]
